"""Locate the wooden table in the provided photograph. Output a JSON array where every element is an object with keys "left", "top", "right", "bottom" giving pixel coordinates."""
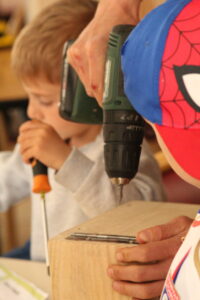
[
  {"left": 0, "top": 257, "right": 51, "bottom": 298},
  {"left": 0, "top": 49, "right": 27, "bottom": 150}
]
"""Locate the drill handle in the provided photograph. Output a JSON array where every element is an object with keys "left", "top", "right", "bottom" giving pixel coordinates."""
[
  {"left": 103, "top": 24, "right": 136, "bottom": 109},
  {"left": 32, "top": 160, "right": 51, "bottom": 194}
]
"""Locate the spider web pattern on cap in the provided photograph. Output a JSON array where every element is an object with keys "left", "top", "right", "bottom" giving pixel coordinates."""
[{"left": 160, "top": 2, "right": 200, "bottom": 129}]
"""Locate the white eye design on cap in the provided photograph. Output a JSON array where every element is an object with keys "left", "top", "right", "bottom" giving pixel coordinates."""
[{"left": 174, "top": 65, "right": 200, "bottom": 112}]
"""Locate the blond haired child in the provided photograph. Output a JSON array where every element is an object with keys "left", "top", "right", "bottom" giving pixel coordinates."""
[{"left": 0, "top": 0, "right": 166, "bottom": 261}]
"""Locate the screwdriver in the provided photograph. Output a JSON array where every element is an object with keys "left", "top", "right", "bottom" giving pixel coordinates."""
[{"left": 32, "top": 159, "right": 51, "bottom": 276}]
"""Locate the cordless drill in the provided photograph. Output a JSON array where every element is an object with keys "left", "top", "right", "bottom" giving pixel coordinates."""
[
  {"left": 103, "top": 25, "right": 144, "bottom": 197},
  {"left": 60, "top": 25, "right": 144, "bottom": 199}
]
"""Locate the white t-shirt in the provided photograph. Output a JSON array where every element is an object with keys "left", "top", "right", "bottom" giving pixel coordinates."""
[
  {"left": 0, "top": 133, "right": 166, "bottom": 261},
  {"left": 161, "top": 210, "right": 200, "bottom": 300}
]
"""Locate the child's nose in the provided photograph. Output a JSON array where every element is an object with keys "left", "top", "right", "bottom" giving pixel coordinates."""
[{"left": 27, "top": 102, "right": 42, "bottom": 120}]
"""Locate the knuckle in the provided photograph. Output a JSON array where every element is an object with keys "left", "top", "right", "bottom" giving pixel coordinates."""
[
  {"left": 34, "top": 144, "right": 40, "bottom": 154},
  {"left": 155, "top": 226, "right": 165, "bottom": 240},
  {"left": 43, "top": 125, "right": 51, "bottom": 134},
  {"left": 135, "top": 283, "right": 157, "bottom": 299},
  {"left": 68, "top": 45, "right": 79, "bottom": 58},
  {"left": 139, "top": 247, "right": 150, "bottom": 262},
  {"left": 112, "top": 268, "right": 121, "bottom": 279},
  {"left": 141, "top": 287, "right": 153, "bottom": 299},
  {"left": 39, "top": 131, "right": 47, "bottom": 142},
  {"left": 121, "top": 251, "right": 131, "bottom": 261},
  {"left": 85, "top": 42, "right": 94, "bottom": 58},
  {"left": 149, "top": 226, "right": 163, "bottom": 241},
  {"left": 133, "top": 266, "right": 146, "bottom": 282},
  {"left": 120, "top": 247, "right": 136, "bottom": 262},
  {"left": 141, "top": 281, "right": 164, "bottom": 299},
  {"left": 171, "top": 239, "right": 182, "bottom": 254},
  {"left": 115, "top": 283, "right": 127, "bottom": 295}
]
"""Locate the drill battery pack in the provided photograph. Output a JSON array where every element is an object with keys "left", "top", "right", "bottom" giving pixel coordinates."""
[{"left": 59, "top": 41, "right": 103, "bottom": 124}]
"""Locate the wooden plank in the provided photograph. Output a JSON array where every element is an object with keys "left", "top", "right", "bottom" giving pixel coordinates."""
[{"left": 49, "top": 201, "right": 199, "bottom": 300}]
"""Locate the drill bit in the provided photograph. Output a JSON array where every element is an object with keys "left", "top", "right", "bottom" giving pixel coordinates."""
[{"left": 118, "top": 184, "right": 124, "bottom": 203}]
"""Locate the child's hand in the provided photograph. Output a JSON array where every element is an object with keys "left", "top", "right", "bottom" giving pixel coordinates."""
[{"left": 18, "top": 120, "right": 71, "bottom": 170}]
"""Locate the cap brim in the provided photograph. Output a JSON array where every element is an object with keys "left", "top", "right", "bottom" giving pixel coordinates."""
[{"left": 154, "top": 124, "right": 200, "bottom": 186}]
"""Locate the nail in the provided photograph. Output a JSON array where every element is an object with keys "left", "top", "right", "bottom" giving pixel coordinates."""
[
  {"left": 138, "top": 231, "right": 151, "bottom": 243},
  {"left": 116, "top": 252, "right": 123, "bottom": 261},
  {"left": 107, "top": 268, "right": 114, "bottom": 276},
  {"left": 113, "top": 281, "right": 120, "bottom": 290}
]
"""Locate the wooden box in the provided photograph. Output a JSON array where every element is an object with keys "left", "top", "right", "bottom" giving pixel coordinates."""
[{"left": 49, "top": 201, "right": 198, "bottom": 300}]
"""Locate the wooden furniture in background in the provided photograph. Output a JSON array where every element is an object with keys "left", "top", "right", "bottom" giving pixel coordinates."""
[
  {"left": 49, "top": 200, "right": 198, "bottom": 300},
  {"left": 0, "top": 197, "right": 31, "bottom": 254},
  {"left": 0, "top": 48, "right": 27, "bottom": 150},
  {"left": 0, "top": 49, "right": 27, "bottom": 102},
  {"left": 0, "top": 49, "right": 29, "bottom": 254}
]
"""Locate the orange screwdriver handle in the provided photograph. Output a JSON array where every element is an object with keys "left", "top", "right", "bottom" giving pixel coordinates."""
[{"left": 32, "top": 160, "right": 51, "bottom": 194}]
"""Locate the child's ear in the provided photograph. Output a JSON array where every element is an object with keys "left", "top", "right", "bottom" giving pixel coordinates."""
[{"left": 151, "top": 123, "right": 200, "bottom": 189}]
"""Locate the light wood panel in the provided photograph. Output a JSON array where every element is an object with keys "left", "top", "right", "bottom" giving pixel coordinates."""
[
  {"left": 0, "top": 197, "right": 31, "bottom": 254},
  {"left": 0, "top": 49, "right": 27, "bottom": 150},
  {"left": 0, "top": 49, "right": 27, "bottom": 102},
  {"left": 49, "top": 201, "right": 199, "bottom": 300}
]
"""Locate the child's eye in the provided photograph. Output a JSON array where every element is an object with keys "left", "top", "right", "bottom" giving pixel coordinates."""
[{"left": 39, "top": 100, "right": 55, "bottom": 106}]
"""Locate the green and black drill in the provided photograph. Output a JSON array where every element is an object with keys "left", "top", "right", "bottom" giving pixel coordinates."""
[{"left": 60, "top": 25, "right": 144, "bottom": 200}]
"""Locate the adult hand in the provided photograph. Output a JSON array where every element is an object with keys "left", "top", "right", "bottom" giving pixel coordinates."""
[
  {"left": 107, "top": 216, "right": 193, "bottom": 299},
  {"left": 18, "top": 120, "right": 71, "bottom": 170},
  {"left": 67, "top": 0, "right": 141, "bottom": 106}
]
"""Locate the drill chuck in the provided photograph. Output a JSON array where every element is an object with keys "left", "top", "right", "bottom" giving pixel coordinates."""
[{"left": 103, "top": 109, "right": 144, "bottom": 185}]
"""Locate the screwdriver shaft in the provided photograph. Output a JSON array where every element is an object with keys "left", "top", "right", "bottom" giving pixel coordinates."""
[{"left": 40, "top": 192, "right": 50, "bottom": 276}]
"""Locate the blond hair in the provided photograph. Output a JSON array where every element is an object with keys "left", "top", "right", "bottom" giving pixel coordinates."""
[{"left": 11, "top": 0, "right": 97, "bottom": 83}]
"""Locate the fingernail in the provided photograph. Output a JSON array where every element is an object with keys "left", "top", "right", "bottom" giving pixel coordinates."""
[
  {"left": 116, "top": 252, "right": 123, "bottom": 261},
  {"left": 107, "top": 268, "right": 114, "bottom": 276},
  {"left": 113, "top": 281, "right": 120, "bottom": 291},
  {"left": 138, "top": 231, "right": 151, "bottom": 243}
]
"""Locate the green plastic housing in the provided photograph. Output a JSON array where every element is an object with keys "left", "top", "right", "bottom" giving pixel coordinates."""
[{"left": 59, "top": 41, "right": 103, "bottom": 124}]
